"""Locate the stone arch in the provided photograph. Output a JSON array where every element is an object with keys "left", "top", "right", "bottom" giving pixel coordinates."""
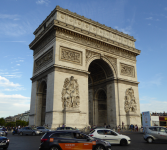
[
  {"left": 88, "top": 58, "right": 115, "bottom": 126},
  {"left": 36, "top": 80, "right": 47, "bottom": 126},
  {"left": 94, "top": 88, "right": 107, "bottom": 99},
  {"left": 37, "top": 78, "right": 47, "bottom": 93},
  {"left": 95, "top": 89, "right": 108, "bottom": 126},
  {"left": 86, "top": 56, "right": 117, "bottom": 78}
]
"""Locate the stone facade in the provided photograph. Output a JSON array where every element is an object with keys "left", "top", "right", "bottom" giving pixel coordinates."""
[{"left": 29, "top": 6, "right": 141, "bottom": 129}]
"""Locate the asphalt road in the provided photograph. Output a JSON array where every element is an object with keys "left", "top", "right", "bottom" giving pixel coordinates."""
[{"left": 3, "top": 132, "right": 167, "bottom": 150}]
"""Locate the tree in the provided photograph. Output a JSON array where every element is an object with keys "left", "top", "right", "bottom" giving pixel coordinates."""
[
  {"left": 0, "top": 118, "right": 5, "bottom": 126},
  {"left": 16, "top": 120, "right": 28, "bottom": 127},
  {"left": 5, "top": 122, "right": 15, "bottom": 127}
]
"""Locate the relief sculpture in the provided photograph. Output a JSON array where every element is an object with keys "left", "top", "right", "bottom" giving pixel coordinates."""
[
  {"left": 124, "top": 87, "right": 137, "bottom": 113},
  {"left": 60, "top": 47, "right": 82, "bottom": 65},
  {"left": 62, "top": 76, "right": 80, "bottom": 109},
  {"left": 34, "top": 48, "right": 53, "bottom": 72},
  {"left": 120, "top": 63, "right": 134, "bottom": 77}
]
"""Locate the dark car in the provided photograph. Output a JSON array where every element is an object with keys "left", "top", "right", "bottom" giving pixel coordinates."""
[
  {"left": 90, "top": 127, "right": 106, "bottom": 132},
  {"left": 56, "top": 127, "right": 75, "bottom": 130},
  {"left": 0, "top": 136, "right": 9, "bottom": 149},
  {"left": 39, "top": 130, "right": 111, "bottom": 150}
]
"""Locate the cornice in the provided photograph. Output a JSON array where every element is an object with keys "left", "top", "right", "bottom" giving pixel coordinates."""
[
  {"left": 31, "top": 64, "right": 90, "bottom": 82},
  {"left": 29, "top": 20, "right": 55, "bottom": 49},
  {"left": 29, "top": 20, "right": 141, "bottom": 57},
  {"left": 53, "top": 20, "right": 140, "bottom": 54},
  {"left": 33, "top": 5, "right": 136, "bottom": 42}
]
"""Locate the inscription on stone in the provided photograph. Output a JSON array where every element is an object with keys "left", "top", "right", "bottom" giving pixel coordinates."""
[
  {"left": 120, "top": 63, "right": 135, "bottom": 77},
  {"left": 60, "top": 47, "right": 82, "bottom": 65}
]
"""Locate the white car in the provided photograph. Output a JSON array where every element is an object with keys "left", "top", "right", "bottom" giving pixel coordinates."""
[
  {"left": 89, "top": 129, "right": 131, "bottom": 146},
  {"left": 143, "top": 126, "right": 167, "bottom": 143}
]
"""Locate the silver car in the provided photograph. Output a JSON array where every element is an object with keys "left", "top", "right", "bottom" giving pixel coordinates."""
[
  {"left": 36, "top": 127, "right": 50, "bottom": 133},
  {"left": 18, "top": 127, "right": 41, "bottom": 136},
  {"left": 143, "top": 126, "right": 167, "bottom": 143},
  {"left": 0, "top": 130, "right": 5, "bottom": 136}
]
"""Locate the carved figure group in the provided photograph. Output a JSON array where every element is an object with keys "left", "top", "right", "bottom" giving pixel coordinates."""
[
  {"left": 124, "top": 87, "right": 137, "bottom": 113},
  {"left": 62, "top": 76, "right": 80, "bottom": 109}
]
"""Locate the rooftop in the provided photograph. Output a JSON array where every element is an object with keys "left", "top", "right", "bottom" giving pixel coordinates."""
[{"left": 33, "top": 5, "right": 136, "bottom": 42}]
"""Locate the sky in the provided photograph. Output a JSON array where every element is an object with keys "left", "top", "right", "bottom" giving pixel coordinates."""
[{"left": 0, "top": 0, "right": 167, "bottom": 118}]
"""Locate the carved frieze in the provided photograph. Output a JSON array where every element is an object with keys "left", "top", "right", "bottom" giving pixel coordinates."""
[
  {"left": 120, "top": 63, "right": 135, "bottom": 77},
  {"left": 34, "top": 48, "right": 53, "bottom": 72},
  {"left": 104, "top": 56, "right": 117, "bottom": 72},
  {"left": 56, "top": 28, "right": 137, "bottom": 61},
  {"left": 34, "top": 31, "right": 55, "bottom": 55},
  {"left": 124, "top": 87, "right": 137, "bottom": 113},
  {"left": 60, "top": 47, "right": 82, "bottom": 65},
  {"left": 86, "top": 50, "right": 100, "bottom": 63},
  {"left": 61, "top": 76, "right": 80, "bottom": 109}
]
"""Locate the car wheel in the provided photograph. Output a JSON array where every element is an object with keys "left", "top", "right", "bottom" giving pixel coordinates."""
[
  {"left": 120, "top": 139, "right": 127, "bottom": 146},
  {"left": 20, "top": 132, "right": 23, "bottom": 136},
  {"left": 32, "top": 132, "right": 36, "bottom": 136},
  {"left": 50, "top": 146, "right": 60, "bottom": 150},
  {"left": 95, "top": 145, "right": 105, "bottom": 150},
  {"left": 147, "top": 137, "right": 153, "bottom": 143}
]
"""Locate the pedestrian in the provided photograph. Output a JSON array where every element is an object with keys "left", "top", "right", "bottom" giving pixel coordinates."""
[
  {"left": 135, "top": 125, "right": 137, "bottom": 132},
  {"left": 118, "top": 125, "right": 121, "bottom": 133},
  {"left": 62, "top": 124, "right": 65, "bottom": 127},
  {"left": 104, "top": 123, "right": 106, "bottom": 128},
  {"left": 136, "top": 125, "right": 138, "bottom": 132},
  {"left": 122, "top": 122, "right": 124, "bottom": 130}
]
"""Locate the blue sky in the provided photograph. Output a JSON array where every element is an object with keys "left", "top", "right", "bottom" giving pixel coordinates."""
[{"left": 0, "top": 0, "right": 167, "bottom": 117}]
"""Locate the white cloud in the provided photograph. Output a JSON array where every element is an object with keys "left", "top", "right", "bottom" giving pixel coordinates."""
[
  {"left": 140, "top": 97, "right": 167, "bottom": 113},
  {"left": 17, "top": 64, "right": 20, "bottom": 66},
  {"left": 36, "top": 0, "right": 50, "bottom": 5},
  {"left": 115, "top": 26, "right": 132, "bottom": 35},
  {"left": 146, "top": 17, "right": 153, "bottom": 20},
  {"left": 0, "top": 76, "right": 24, "bottom": 91},
  {"left": 0, "top": 21, "right": 33, "bottom": 37},
  {"left": 0, "top": 14, "right": 19, "bottom": 20},
  {"left": 0, "top": 93, "right": 30, "bottom": 118}
]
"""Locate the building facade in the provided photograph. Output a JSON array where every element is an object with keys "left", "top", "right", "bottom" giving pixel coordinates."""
[{"left": 29, "top": 6, "right": 141, "bottom": 129}]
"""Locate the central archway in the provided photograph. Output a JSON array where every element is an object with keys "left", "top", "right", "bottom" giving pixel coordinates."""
[
  {"left": 88, "top": 59, "right": 114, "bottom": 126},
  {"left": 37, "top": 81, "right": 47, "bottom": 126}
]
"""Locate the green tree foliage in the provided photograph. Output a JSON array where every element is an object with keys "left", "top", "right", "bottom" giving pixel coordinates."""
[
  {"left": 0, "top": 118, "right": 5, "bottom": 126},
  {"left": 5, "top": 122, "right": 15, "bottom": 127},
  {"left": 16, "top": 120, "right": 28, "bottom": 127}
]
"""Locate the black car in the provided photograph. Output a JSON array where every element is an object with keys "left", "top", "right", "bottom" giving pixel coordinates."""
[
  {"left": 0, "top": 136, "right": 9, "bottom": 149},
  {"left": 56, "top": 127, "right": 75, "bottom": 130},
  {"left": 39, "top": 130, "right": 111, "bottom": 150}
]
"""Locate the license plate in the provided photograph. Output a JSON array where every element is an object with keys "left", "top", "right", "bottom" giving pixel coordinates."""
[{"left": 0, "top": 143, "right": 6, "bottom": 145}]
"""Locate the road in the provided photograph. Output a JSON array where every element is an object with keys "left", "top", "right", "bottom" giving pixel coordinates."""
[{"left": 4, "top": 131, "right": 167, "bottom": 150}]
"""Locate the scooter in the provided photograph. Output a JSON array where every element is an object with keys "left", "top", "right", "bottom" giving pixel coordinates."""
[
  {"left": 12, "top": 130, "right": 18, "bottom": 135},
  {"left": 2, "top": 128, "right": 8, "bottom": 136}
]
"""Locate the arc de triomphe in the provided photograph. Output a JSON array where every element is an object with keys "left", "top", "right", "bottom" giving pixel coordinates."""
[{"left": 29, "top": 6, "right": 141, "bottom": 129}]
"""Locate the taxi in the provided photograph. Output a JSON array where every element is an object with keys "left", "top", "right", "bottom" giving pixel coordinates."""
[{"left": 39, "top": 130, "right": 111, "bottom": 150}]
